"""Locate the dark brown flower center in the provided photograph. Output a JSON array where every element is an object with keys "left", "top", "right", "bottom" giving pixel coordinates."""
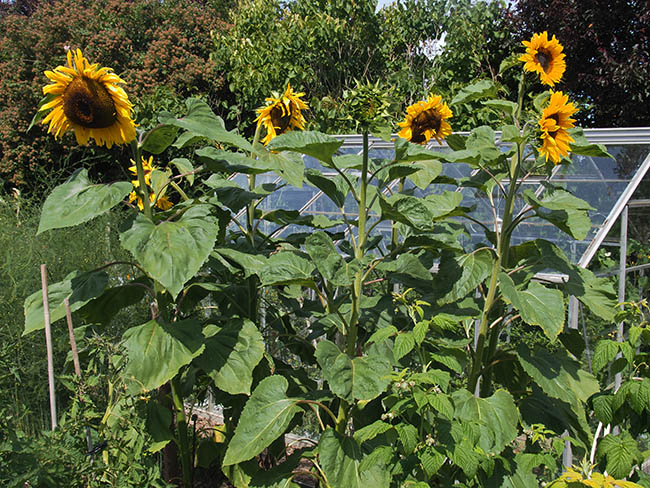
[
  {"left": 535, "top": 49, "right": 552, "bottom": 72},
  {"left": 270, "top": 104, "right": 292, "bottom": 134},
  {"left": 411, "top": 108, "right": 442, "bottom": 143},
  {"left": 63, "top": 77, "right": 116, "bottom": 128}
]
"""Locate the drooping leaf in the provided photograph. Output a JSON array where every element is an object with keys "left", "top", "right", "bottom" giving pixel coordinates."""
[
  {"left": 195, "top": 319, "right": 265, "bottom": 395},
  {"left": 433, "top": 249, "right": 493, "bottom": 305},
  {"left": 516, "top": 345, "right": 600, "bottom": 407},
  {"left": 319, "top": 429, "right": 389, "bottom": 488},
  {"left": 159, "top": 98, "right": 252, "bottom": 151},
  {"left": 140, "top": 124, "right": 180, "bottom": 154},
  {"left": 24, "top": 269, "right": 109, "bottom": 335},
  {"left": 451, "top": 80, "right": 498, "bottom": 105},
  {"left": 453, "top": 389, "right": 518, "bottom": 454},
  {"left": 499, "top": 273, "right": 565, "bottom": 341},
  {"left": 123, "top": 318, "right": 205, "bottom": 392},
  {"left": 266, "top": 130, "right": 342, "bottom": 164},
  {"left": 592, "top": 339, "right": 620, "bottom": 373},
  {"left": 315, "top": 340, "right": 391, "bottom": 402},
  {"left": 223, "top": 375, "right": 302, "bottom": 466},
  {"left": 119, "top": 205, "right": 218, "bottom": 298},
  {"left": 38, "top": 169, "right": 132, "bottom": 234},
  {"left": 305, "top": 232, "right": 356, "bottom": 286},
  {"left": 78, "top": 281, "right": 147, "bottom": 326},
  {"left": 260, "top": 251, "right": 315, "bottom": 286},
  {"left": 379, "top": 192, "right": 464, "bottom": 231}
]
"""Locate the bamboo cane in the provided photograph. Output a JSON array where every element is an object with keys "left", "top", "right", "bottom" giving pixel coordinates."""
[{"left": 40, "top": 264, "right": 57, "bottom": 430}]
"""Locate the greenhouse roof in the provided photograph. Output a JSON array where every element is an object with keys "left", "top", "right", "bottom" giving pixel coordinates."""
[{"left": 249, "top": 127, "right": 650, "bottom": 268}]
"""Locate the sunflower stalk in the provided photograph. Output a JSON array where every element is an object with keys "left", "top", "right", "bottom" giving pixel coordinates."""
[{"left": 130, "top": 141, "right": 153, "bottom": 221}]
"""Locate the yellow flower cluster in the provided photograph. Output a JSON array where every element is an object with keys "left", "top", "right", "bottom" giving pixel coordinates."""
[
  {"left": 520, "top": 31, "right": 578, "bottom": 164},
  {"left": 128, "top": 156, "right": 173, "bottom": 211}
]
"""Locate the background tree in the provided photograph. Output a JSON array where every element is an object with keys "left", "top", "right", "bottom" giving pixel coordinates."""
[
  {"left": 0, "top": 0, "right": 229, "bottom": 194},
  {"left": 512, "top": 0, "right": 650, "bottom": 127}
]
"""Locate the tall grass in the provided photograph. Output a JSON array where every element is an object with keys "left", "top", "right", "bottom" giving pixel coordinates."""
[{"left": 0, "top": 194, "right": 135, "bottom": 433}]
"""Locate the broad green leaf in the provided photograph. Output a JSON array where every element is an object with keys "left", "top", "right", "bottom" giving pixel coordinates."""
[
  {"left": 592, "top": 394, "right": 614, "bottom": 424},
  {"left": 499, "top": 273, "right": 565, "bottom": 341},
  {"left": 123, "top": 318, "right": 205, "bottom": 392},
  {"left": 78, "top": 281, "right": 147, "bottom": 326},
  {"left": 195, "top": 319, "right": 264, "bottom": 395},
  {"left": 394, "top": 332, "right": 416, "bottom": 361},
  {"left": 170, "top": 158, "right": 194, "bottom": 185},
  {"left": 353, "top": 421, "right": 394, "bottom": 444},
  {"left": 256, "top": 150, "right": 305, "bottom": 188},
  {"left": 376, "top": 254, "right": 433, "bottom": 284},
  {"left": 465, "top": 126, "right": 502, "bottom": 162},
  {"left": 223, "top": 375, "right": 302, "bottom": 466},
  {"left": 516, "top": 345, "right": 600, "bottom": 407},
  {"left": 319, "top": 429, "right": 389, "bottom": 488},
  {"left": 394, "top": 137, "right": 444, "bottom": 163},
  {"left": 419, "top": 447, "right": 446, "bottom": 478},
  {"left": 482, "top": 99, "right": 518, "bottom": 118},
  {"left": 315, "top": 340, "right": 391, "bottom": 402},
  {"left": 159, "top": 98, "right": 252, "bottom": 151},
  {"left": 433, "top": 249, "right": 493, "bottom": 305},
  {"left": 523, "top": 189, "right": 592, "bottom": 240},
  {"left": 380, "top": 192, "right": 464, "bottom": 231},
  {"left": 145, "top": 401, "right": 173, "bottom": 452},
  {"left": 453, "top": 389, "right": 518, "bottom": 454},
  {"left": 260, "top": 251, "right": 315, "bottom": 286},
  {"left": 569, "top": 128, "right": 613, "bottom": 158},
  {"left": 396, "top": 423, "right": 419, "bottom": 455},
  {"left": 38, "top": 169, "right": 132, "bottom": 234},
  {"left": 305, "top": 232, "right": 354, "bottom": 286},
  {"left": 304, "top": 169, "right": 348, "bottom": 207},
  {"left": 266, "top": 130, "right": 342, "bottom": 164},
  {"left": 213, "top": 248, "right": 267, "bottom": 279},
  {"left": 263, "top": 209, "right": 342, "bottom": 229},
  {"left": 501, "top": 124, "right": 524, "bottom": 143},
  {"left": 120, "top": 205, "right": 218, "bottom": 298},
  {"left": 24, "top": 269, "right": 109, "bottom": 335},
  {"left": 367, "top": 326, "right": 398, "bottom": 345},
  {"left": 597, "top": 432, "right": 643, "bottom": 480},
  {"left": 451, "top": 80, "right": 498, "bottom": 105},
  {"left": 204, "top": 176, "right": 262, "bottom": 212},
  {"left": 408, "top": 159, "right": 444, "bottom": 189},
  {"left": 140, "top": 124, "right": 179, "bottom": 154},
  {"left": 197, "top": 147, "right": 274, "bottom": 175},
  {"left": 427, "top": 393, "right": 454, "bottom": 419},
  {"left": 592, "top": 339, "right": 619, "bottom": 373}
]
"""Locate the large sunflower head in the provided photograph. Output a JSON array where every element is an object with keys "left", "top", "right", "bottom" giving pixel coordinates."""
[
  {"left": 41, "top": 49, "right": 136, "bottom": 148},
  {"left": 519, "top": 32, "right": 566, "bottom": 86},
  {"left": 538, "top": 90, "right": 578, "bottom": 164},
  {"left": 255, "top": 84, "right": 309, "bottom": 145},
  {"left": 397, "top": 94, "right": 453, "bottom": 145}
]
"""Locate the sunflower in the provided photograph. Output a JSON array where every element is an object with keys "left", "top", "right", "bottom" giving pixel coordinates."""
[
  {"left": 397, "top": 94, "right": 453, "bottom": 145},
  {"left": 41, "top": 48, "right": 136, "bottom": 148},
  {"left": 519, "top": 32, "right": 566, "bottom": 86},
  {"left": 255, "top": 84, "right": 309, "bottom": 145},
  {"left": 128, "top": 156, "right": 173, "bottom": 210},
  {"left": 538, "top": 90, "right": 578, "bottom": 164}
]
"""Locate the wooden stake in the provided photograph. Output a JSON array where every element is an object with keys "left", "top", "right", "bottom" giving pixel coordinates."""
[
  {"left": 40, "top": 264, "right": 57, "bottom": 430},
  {"left": 64, "top": 297, "right": 93, "bottom": 455}
]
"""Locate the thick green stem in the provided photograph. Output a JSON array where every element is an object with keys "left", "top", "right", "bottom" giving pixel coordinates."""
[
  {"left": 171, "top": 377, "right": 192, "bottom": 488},
  {"left": 469, "top": 76, "right": 527, "bottom": 396},
  {"left": 130, "top": 140, "right": 152, "bottom": 220},
  {"left": 391, "top": 177, "right": 405, "bottom": 253},
  {"left": 346, "top": 131, "right": 369, "bottom": 358}
]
